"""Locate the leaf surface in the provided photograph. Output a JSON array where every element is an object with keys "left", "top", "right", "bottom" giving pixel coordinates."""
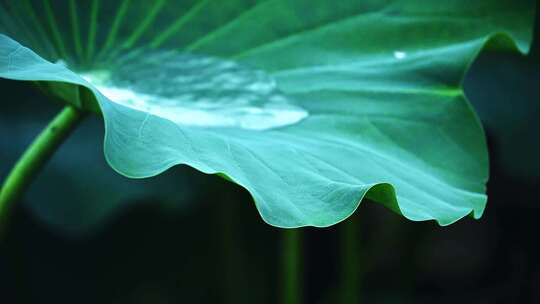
[{"left": 0, "top": 0, "right": 535, "bottom": 227}]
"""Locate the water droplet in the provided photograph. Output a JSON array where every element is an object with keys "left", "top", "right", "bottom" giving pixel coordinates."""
[
  {"left": 393, "top": 51, "right": 406, "bottom": 60},
  {"left": 82, "top": 51, "right": 308, "bottom": 130},
  {"left": 55, "top": 59, "right": 68, "bottom": 67}
]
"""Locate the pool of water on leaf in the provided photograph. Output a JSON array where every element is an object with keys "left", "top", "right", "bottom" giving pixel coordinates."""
[{"left": 80, "top": 51, "right": 308, "bottom": 131}]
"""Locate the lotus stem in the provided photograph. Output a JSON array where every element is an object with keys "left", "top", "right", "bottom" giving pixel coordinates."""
[
  {"left": 340, "top": 216, "right": 360, "bottom": 303},
  {"left": 283, "top": 228, "right": 303, "bottom": 304},
  {"left": 0, "top": 106, "right": 84, "bottom": 233}
]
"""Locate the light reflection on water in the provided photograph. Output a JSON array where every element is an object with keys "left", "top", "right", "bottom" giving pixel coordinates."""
[{"left": 82, "top": 51, "right": 308, "bottom": 130}]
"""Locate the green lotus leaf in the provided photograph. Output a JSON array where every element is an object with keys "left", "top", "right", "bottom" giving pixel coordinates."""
[{"left": 0, "top": 1, "right": 535, "bottom": 227}]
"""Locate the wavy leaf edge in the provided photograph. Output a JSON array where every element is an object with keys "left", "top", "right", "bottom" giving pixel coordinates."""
[{"left": 0, "top": 27, "right": 533, "bottom": 228}]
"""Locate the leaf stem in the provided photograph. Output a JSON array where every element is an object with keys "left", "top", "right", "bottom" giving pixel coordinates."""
[
  {"left": 0, "top": 106, "right": 84, "bottom": 228},
  {"left": 340, "top": 216, "right": 360, "bottom": 303},
  {"left": 283, "top": 229, "right": 303, "bottom": 304}
]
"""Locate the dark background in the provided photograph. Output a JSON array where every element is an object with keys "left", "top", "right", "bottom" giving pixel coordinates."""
[{"left": 1, "top": 9, "right": 539, "bottom": 304}]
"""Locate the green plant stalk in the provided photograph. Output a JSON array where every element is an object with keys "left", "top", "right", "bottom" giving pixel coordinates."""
[
  {"left": 283, "top": 229, "right": 302, "bottom": 304},
  {"left": 340, "top": 217, "right": 360, "bottom": 303},
  {"left": 0, "top": 106, "right": 84, "bottom": 223}
]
